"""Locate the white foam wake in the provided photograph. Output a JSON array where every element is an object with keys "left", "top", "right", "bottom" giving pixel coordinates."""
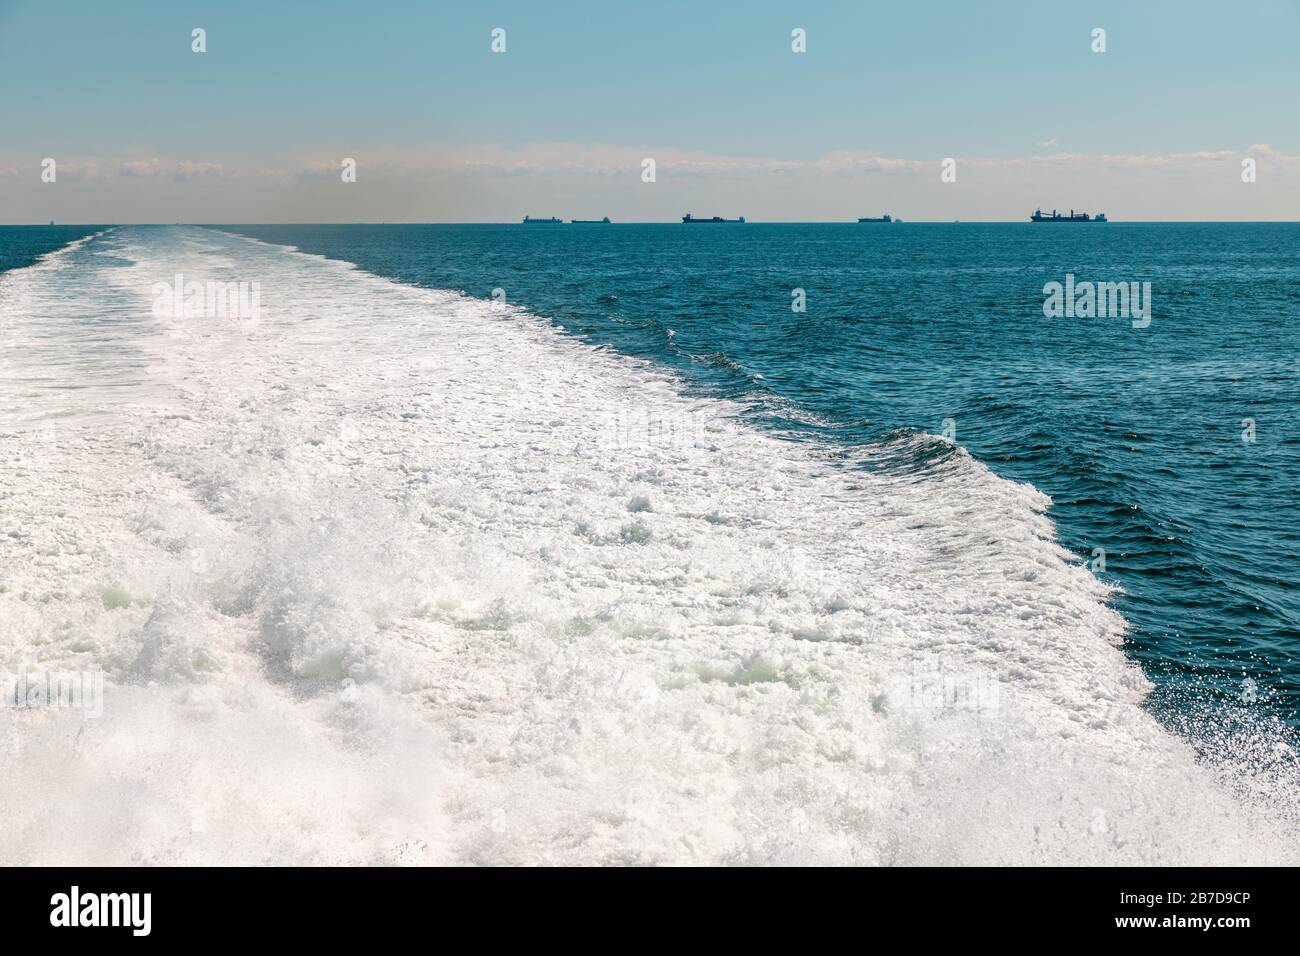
[{"left": 0, "top": 226, "right": 1293, "bottom": 865}]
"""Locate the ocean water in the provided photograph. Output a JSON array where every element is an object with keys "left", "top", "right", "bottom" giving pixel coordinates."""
[
  {"left": 0, "top": 224, "right": 1295, "bottom": 865},
  {"left": 221, "top": 222, "right": 1300, "bottom": 733},
  {"left": 0, "top": 225, "right": 105, "bottom": 273}
]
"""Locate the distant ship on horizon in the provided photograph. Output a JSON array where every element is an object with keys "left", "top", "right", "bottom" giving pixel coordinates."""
[
  {"left": 682, "top": 213, "right": 745, "bottom": 224},
  {"left": 1031, "top": 208, "right": 1107, "bottom": 223},
  {"left": 570, "top": 217, "right": 611, "bottom": 224},
  {"left": 522, "top": 216, "right": 562, "bottom": 224},
  {"left": 857, "top": 215, "right": 894, "bottom": 223}
]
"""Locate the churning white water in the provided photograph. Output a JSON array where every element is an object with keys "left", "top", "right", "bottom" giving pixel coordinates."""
[{"left": 0, "top": 226, "right": 1294, "bottom": 865}]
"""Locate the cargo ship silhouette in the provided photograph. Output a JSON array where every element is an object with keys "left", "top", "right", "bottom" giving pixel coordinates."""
[
  {"left": 570, "top": 217, "right": 611, "bottom": 224},
  {"left": 857, "top": 214, "right": 894, "bottom": 223},
  {"left": 522, "top": 216, "right": 562, "bottom": 224},
  {"left": 682, "top": 213, "right": 745, "bottom": 223},
  {"left": 1031, "top": 208, "right": 1107, "bottom": 223}
]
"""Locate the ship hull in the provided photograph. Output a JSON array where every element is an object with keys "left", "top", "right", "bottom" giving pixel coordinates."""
[{"left": 1030, "top": 211, "right": 1107, "bottom": 223}]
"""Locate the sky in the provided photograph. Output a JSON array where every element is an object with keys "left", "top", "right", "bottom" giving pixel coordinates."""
[{"left": 1, "top": 0, "right": 1297, "bottom": 222}]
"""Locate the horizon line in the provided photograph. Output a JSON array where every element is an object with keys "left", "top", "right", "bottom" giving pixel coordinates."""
[{"left": 8, "top": 219, "right": 1300, "bottom": 227}]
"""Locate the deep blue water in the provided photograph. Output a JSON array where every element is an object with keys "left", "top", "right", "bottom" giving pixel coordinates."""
[{"left": 0, "top": 225, "right": 104, "bottom": 272}]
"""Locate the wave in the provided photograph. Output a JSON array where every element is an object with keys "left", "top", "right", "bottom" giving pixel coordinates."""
[
  {"left": 0, "top": 228, "right": 109, "bottom": 279},
  {"left": 0, "top": 225, "right": 1295, "bottom": 865}
]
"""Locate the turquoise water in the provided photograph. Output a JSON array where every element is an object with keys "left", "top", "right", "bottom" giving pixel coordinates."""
[{"left": 217, "top": 222, "right": 1300, "bottom": 734}]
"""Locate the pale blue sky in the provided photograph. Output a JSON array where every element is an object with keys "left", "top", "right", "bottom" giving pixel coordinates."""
[{"left": 2, "top": 0, "right": 1297, "bottom": 221}]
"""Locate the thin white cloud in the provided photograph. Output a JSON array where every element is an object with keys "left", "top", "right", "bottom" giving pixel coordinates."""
[
  {"left": 119, "top": 158, "right": 162, "bottom": 177},
  {"left": 288, "top": 142, "right": 1288, "bottom": 178},
  {"left": 7, "top": 145, "right": 1294, "bottom": 185},
  {"left": 297, "top": 160, "right": 340, "bottom": 181},
  {"left": 1027, "top": 149, "right": 1237, "bottom": 168},
  {"left": 172, "top": 161, "right": 223, "bottom": 181},
  {"left": 119, "top": 158, "right": 222, "bottom": 180}
]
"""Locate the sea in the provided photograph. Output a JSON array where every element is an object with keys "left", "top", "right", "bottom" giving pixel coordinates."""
[{"left": 1, "top": 222, "right": 1296, "bottom": 864}]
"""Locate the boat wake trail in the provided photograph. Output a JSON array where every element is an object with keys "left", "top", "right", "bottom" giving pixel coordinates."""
[{"left": 0, "top": 226, "right": 1294, "bottom": 865}]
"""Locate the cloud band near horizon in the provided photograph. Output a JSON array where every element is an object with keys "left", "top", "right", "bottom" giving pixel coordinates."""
[{"left": 2, "top": 142, "right": 1293, "bottom": 223}]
